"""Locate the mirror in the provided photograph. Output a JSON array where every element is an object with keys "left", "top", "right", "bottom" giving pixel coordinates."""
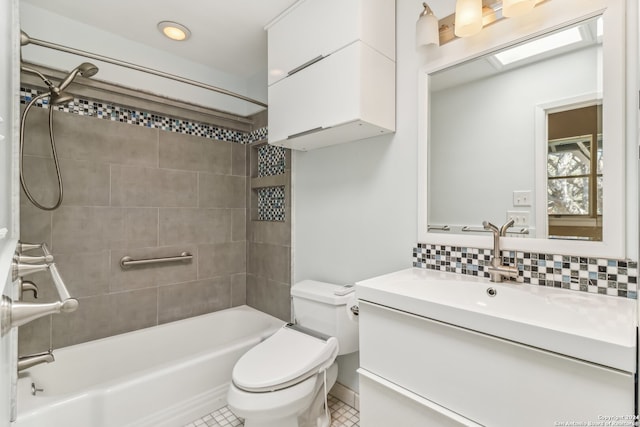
[
  {"left": 418, "top": 0, "right": 630, "bottom": 259},
  {"left": 427, "top": 17, "right": 602, "bottom": 240}
]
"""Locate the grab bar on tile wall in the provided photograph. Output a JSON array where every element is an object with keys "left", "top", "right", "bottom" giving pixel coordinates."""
[
  {"left": 120, "top": 252, "right": 193, "bottom": 269},
  {"left": 462, "top": 225, "right": 529, "bottom": 235}
]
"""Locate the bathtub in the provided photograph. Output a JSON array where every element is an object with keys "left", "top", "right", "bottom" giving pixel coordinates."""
[{"left": 12, "top": 305, "right": 284, "bottom": 427}]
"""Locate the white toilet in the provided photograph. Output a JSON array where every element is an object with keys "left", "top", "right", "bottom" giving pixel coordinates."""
[{"left": 227, "top": 280, "right": 359, "bottom": 427}]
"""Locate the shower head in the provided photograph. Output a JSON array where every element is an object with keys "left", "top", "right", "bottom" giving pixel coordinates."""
[
  {"left": 49, "top": 90, "right": 74, "bottom": 106},
  {"left": 57, "top": 62, "right": 99, "bottom": 91},
  {"left": 78, "top": 62, "right": 99, "bottom": 78}
]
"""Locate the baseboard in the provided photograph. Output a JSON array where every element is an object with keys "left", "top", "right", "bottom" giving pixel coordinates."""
[{"left": 329, "top": 382, "right": 360, "bottom": 411}]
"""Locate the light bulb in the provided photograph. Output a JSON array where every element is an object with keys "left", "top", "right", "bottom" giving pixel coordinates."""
[{"left": 454, "top": 0, "right": 483, "bottom": 38}]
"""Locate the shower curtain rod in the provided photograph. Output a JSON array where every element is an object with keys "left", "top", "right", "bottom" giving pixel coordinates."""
[{"left": 20, "top": 30, "right": 268, "bottom": 109}]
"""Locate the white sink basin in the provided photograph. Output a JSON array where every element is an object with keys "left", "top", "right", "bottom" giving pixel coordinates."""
[{"left": 356, "top": 268, "right": 637, "bottom": 372}]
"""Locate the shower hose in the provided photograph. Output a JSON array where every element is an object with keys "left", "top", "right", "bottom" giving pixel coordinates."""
[{"left": 20, "top": 93, "right": 64, "bottom": 211}]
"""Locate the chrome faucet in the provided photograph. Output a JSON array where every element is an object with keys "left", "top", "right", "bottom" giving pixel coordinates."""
[
  {"left": 483, "top": 219, "right": 522, "bottom": 283},
  {"left": 18, "top": 350, "right": 54, "bottom": 372}
]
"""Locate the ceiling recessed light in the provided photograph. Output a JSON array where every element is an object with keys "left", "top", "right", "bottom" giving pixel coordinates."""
[{"left": 158, "top": 21, "right": 191, "bottom": 41}]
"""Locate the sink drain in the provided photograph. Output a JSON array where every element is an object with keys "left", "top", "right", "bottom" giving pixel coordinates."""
[{"left": 486, "top": 287, "right": 497, "bottom": 297}]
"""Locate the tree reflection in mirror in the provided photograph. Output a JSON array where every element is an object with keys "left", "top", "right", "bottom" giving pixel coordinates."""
[{"left": 547, "top": 104, "right": 602, "bottom": 240}]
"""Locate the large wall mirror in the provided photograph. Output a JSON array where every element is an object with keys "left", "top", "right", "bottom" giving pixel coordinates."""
[{"left": 417, "top": 0, "right": 635, "bottom": 259}]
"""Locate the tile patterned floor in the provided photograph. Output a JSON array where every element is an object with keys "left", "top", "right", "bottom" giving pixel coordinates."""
[{"left": 183, "top": 394, "right": 359, "bottom": 427}]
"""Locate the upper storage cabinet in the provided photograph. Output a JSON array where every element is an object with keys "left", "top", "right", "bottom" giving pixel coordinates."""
[
  {"left": 267, "top": 0, "right": 396, "bottom": 86},
  {"left": 266, "top": 0, "right": 396, "bottom": 151}
]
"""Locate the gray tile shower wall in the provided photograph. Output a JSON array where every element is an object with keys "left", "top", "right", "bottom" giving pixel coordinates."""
[
  {"left": 18, "top": 98, "right": 258, "bottom": 354},
  {"left": 246, "top": 141, "right": 292, "bottom": 322}
]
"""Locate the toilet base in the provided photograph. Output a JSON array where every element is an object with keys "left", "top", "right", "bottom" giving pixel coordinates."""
[{"left": 230, "top": 363, "right": 338, "bottom": 427}]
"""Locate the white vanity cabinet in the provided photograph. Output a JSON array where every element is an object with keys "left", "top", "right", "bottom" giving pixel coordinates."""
[
  {"left": 266, "top": 0, "right": 396, "bottom": 151},
  {"left": 359, "top": 301, "right": 635, "bottom": 427},
  {"left": 356, "top": 268, "right": 637, "bottom": 427}
]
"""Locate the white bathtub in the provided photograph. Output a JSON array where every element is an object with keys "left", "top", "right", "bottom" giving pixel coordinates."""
[{"left": 12, "top": 305, "right": 284, "bottom": 427}]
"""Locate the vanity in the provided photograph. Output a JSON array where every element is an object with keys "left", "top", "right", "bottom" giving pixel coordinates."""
[{"left": 356, "top": 268, "right": 637, "bottom": 426}]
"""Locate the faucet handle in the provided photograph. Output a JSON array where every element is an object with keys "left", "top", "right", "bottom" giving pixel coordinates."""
[
  {"left": 500, "top": 219, "right": 515, "bottom": 236},
  {"left": 483, "top": 221, "right": 499, "bottom": 233}
]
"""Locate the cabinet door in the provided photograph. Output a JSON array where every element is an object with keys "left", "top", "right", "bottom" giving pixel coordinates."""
[
  {"left": 360, "top": 301, "right": 635, "bottom": 427},
  {"left": 268, "top": 41, "right": 395, "bottom": 147},
  {"left": 267, "top": 0, "right": 359, "bottom": 86}
]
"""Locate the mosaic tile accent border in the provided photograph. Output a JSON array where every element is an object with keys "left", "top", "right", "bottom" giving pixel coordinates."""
[
  {"left": 257, "top": 186, "right": 285, "bottom": 222},
  {"left": 257, "top": 144, "right": 286, "bottom": 177},
  {"left": 20, "top": 86, "right": 262, "bottom": 144},
  {"left": 248, "top": 127, "right": 268, "bottom": 144},
  {"left": 413, "top": 243, "right": 638, "bottom": 299}
]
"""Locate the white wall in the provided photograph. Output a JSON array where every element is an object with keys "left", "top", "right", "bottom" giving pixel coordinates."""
[
  {"left": 429, "top": 46, "right": 600, "bottom": 230},
  {"left": 0, "top": 0, "right": 20, "bottom": 424},
  {"left": 292, "top": 0, "right": 424, "bottom": 391},
  {"left": 19, "top": 3, "right": 265, "bottom": 116}
]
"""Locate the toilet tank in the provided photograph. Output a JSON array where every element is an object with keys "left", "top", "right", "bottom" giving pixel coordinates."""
[{"left": 291, "top": 280, "right": 359, "bottom": 355}]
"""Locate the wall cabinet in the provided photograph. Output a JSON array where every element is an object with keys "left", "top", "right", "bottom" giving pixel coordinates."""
[
  {"left": 266, "top": 0, "right": 395, "bottom": 151},
  {"left": 359, "top": 301, "right": 635, "bottom": 427}
]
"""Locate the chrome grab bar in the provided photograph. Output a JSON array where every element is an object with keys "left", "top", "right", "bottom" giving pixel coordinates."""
[
  {"left": 120, "top": 251, "right": 193, "bottom": 269},
  {"left": 462, "top": 225, "right": 529, "bottom": 235}
]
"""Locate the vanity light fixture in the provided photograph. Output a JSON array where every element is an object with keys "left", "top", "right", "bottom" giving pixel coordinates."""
[
  {"left": 416, "top": 3, "right": 439, "bottom": 47},
  {"left": 502, "top": 0, "right": 536, "bottom": 17},
  {"left": 431, "top": 0, "right": 549, "bottom": 45},
  {"left": 157, "top": 21, "right": 191, "bottom": 41}
]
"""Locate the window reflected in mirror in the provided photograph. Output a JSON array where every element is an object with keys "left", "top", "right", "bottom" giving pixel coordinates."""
[{"left": 547, "top": 105, "right": 603, "bottom": 240}]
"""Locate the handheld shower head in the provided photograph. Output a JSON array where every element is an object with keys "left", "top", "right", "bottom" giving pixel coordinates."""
[
  {"left": 57, "top": 62, "right": 99, "bottom": 91},
  {"left": 78, "top": 62, "right": 99, "bottom": 77},
  {"left": 49, "top": 91, "right": 74, "bottom": 106}
]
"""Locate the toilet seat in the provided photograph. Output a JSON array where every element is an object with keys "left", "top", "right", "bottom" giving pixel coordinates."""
[{"left": 232, "top": 326, "right": 339, "bottom": 392}]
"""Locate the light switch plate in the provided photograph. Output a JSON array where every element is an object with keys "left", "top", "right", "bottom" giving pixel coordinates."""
[{"left": 513, "top": 190, "right": 532, "bottom": 207}]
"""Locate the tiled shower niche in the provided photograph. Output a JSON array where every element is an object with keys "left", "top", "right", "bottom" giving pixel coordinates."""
[{"left": 251, "top": 143, "right": 288, "bottom": 222}]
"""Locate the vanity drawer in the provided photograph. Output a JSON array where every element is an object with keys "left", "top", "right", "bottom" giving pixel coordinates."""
[
  {"left": 359, "top": 301, "right": 634, "bottom": 427},
  {"left": 359, "top": 369, "right": 480, "bottom": 427}
]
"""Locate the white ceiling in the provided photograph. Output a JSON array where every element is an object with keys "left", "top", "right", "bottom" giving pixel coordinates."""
[{"left": 21, "top": 0, "right": 298, "bottom": 78}]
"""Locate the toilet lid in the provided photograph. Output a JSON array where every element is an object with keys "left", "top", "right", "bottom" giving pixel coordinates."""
[{"left": 232, "top": 326, "right": 339, "bottom": 392}]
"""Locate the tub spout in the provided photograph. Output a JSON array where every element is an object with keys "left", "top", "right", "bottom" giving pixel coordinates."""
[{"left": 18, "top": 350, "right": 54, "bottom": 372}]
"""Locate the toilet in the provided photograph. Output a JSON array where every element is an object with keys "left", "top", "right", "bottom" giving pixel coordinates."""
[{"left": 227, "top": 280, "right": 359, "bottom": 427}]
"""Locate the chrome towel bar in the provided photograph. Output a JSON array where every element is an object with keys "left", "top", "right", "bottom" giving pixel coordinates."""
[
  {"left": 427, "top": 225, "right": 450, "bottom": 231},
  {"left": 462, "top": 225, "right": 529, "bottom": 235},
  {"left": 120, "top": 252, "right": 193, "bottom": 269}
]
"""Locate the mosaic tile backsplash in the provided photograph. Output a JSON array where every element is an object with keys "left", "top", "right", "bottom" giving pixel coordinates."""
[
  {"left": 20, "top": 86, "right": 267, "bottom": 144},
  {"left": 413, "top": 243, "right": 638, "bottom": 299}
]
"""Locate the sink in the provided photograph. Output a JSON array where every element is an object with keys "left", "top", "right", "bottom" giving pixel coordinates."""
[{"left": 356, "top": 268, "right": 637, "bottom": 372}]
